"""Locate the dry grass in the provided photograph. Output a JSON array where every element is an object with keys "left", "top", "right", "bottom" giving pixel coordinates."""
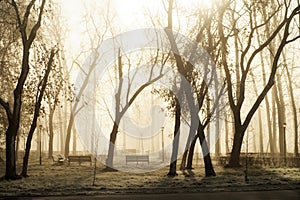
[{"left": 0, "top": 159, "right": 300, "bottom": 196}]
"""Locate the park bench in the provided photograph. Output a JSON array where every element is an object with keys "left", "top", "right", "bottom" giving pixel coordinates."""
[
  {"left": 125, "top": 155, "right": 149, "bottom": 165},
  {"left": 52, "top": 154, "right": 65, "bottom": 165},
  {"left": 67, "top": 155, "right": 92, "bottom": 166}
]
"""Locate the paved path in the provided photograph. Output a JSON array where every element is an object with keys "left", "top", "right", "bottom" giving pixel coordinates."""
[{"left": 6, "top": 189, "right": 300, "bottom": 200}]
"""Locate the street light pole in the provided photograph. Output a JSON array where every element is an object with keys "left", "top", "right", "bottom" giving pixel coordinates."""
[
  {"left": 39, "top": 125, "right": 42, "bottom": 165},
  {"left": 161, "top": 127, "right": 164, "bottom": 163},
  {"left": 283, "top": 122, "right": 287, "bottom": 166}
]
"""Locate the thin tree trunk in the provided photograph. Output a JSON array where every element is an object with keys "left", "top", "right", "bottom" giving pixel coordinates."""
[
  {"left": 258, "top": 108, "right": 263, "bottom": 153},
  {"left": 274, "top": 83, "right": 285, "bottom": 154},
  {"left": 272, "top": 89, "right": 278, "bottom": 153},
  {"left": 105, "top": 121, "right": 119, "bottom": 170},
  {"left": 225, "top": 113, "right": 229, "bottom": 154},
  {"left": 198, "top": 124, "right": 216, "bottom": 176},
  {"left": 72, "top": 125, "right": 77, "bottom": 155},
  {"left": 168, "top": 99, "right": 181, "bottom": 177},
  {"left": 250, "top": 72, "right": 264, "bottom": 153},
  {"left": 180, "top": 150, "right": 188, "bottom": 170},
  {"left": 285, "top": 65, "right": 298, "bottom": 156},
  {"left": 186, "top": 135, "right": 197, "bottom": 169},
  {"left": 48, "top": 108, "right": 54, "bottom": 159},
  {"left": 59, "top": 108, "right": 64, "bottom": 154},
  {"left": 277, "top": 74, "right": 287, "bottom": 155},
  {"left": 214, "top": 90, "right": 220, "bottom": 156},
  {"left": 64, "top": 112, "right": 73, "bottom": 157},
  {"left": 256, "top": 0, "right": 274, "bottom": 154},
  {"left": 21, "top": 49, "right": 55, "bottom": 177}
]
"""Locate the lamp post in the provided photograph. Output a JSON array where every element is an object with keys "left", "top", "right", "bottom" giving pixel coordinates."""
[
  {"left": 283, "top": 122, "right": 287, "bottom": 166},
  {"left": 39, "top": 124, "right": 42, "bottom": 165},
  {"left": 161, "top": 127, "right": 164, "bottom": 163}
]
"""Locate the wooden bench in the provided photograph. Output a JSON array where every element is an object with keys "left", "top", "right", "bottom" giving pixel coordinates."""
[
  {"left": 52, "top": 154, "right": 65, "bottom": 165},
  {"left": 126, "top": 155, "right": 149, "bottom": 165},
  {"left": 67, "top": 155, "right": 92, "bottom": 166}
]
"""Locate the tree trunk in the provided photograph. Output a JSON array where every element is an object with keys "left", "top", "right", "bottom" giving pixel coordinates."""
[
  {"left": 198, "top": 125, "right": 216, "bottom": 176},
  {"left": 277, "top": 74, "right": 287, "bottom": 155},
  {"left": 72, "top": 125, "right": 77, "bottom": 155},
  {"left": 64, "top": 112, "right": 73, "bottom": 157},
  {"left": 21, "top": 123, "right": 37, "bottom": 177},
  {"left": 225, "top": 113, "right": 229, "bottom": 154},
  {"left": 15, "top": 132, "right": 20, "bottom": 162},
  {"left": 186, "top": 135, "right": 197, "bottom": 169},
  {"left": 21, "top": 49, "right": 55, "bottom": 177},
  {"left": 48, "top": 108, "right": 54, "bottom": 159},
  {"left": 256, "top": 0, "right": 274, "bottom": 154},
  {"left": 58, "top": 108, "right": 64, "bottom": 154},
  {"left": 272, "top": 89, "right": 278, "bottom": 153},
  {"left": 250, "top": 72, "right": 264, "bottom": 153},
  {"left": 105, "top": 121, "right": 119, "bottom": 169},
  {"left": 228, "top": 123, "right": 244, "bottom": 167},
  {"left": 168, "top": 101, "right": 181, "bottom": 177},
  {"left": 258, "top": 109, "right": 263, "bottom": 153},
  {"left": 285, "top": 65, "right": 298, "bottom": 156},
  {"left": 180, "top": 150, "right": 188, "bottom": 170},
  {"left": 5, "top": 124, "right": 18, "bottom": 180},
  {"left": 274, "top": 83, "right": 285, "bottom": 154},
  {"left": 215, "top": 108, "right": 220, "bottom": 156}
]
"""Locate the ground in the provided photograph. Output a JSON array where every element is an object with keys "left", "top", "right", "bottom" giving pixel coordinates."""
[{"left": 0, "top": 159, "right": 300, "bottom": 197}]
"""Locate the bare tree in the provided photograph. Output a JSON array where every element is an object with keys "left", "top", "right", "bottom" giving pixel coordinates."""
[
  {"left": 105, "top": 49, "right": 167, "bottom": 169},
  {"left": 21, "top": 48, "right": 57, "bottom": 177},
  {"left": 218, "top": 1, "right": 300, "bottom": 167}
]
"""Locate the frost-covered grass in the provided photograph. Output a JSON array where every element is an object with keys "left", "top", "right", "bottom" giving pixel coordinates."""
[{"left": 0, "top": 159, "right": 300, "bottom": 196}]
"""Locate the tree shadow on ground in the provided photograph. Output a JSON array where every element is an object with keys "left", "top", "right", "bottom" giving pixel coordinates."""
[
  {"left": 0, "top": 160, "right": 300, "bottom": 196},
  {"left": 145, "top": 164, "right": 300, "bottom": 193}
]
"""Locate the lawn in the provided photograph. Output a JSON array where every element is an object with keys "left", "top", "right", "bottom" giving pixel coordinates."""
[{"left": 0, "top": 159, "right": 300, "bottom": 197}]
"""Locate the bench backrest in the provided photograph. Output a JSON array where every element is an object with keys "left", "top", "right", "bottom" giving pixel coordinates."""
[
  {"left": 68, "top": 155, "right": 91, "bottom": 161},
  {"left": 126, "top": 155, "right": 149, "bottom": 161}
]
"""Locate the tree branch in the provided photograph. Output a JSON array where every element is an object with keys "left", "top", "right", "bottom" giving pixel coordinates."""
[
  {"left": 0, "top": 97, "right": 12, "bottom": 120},
  {"left": 28, "top": 0, "right": 46, "bottom": 45},
  {"left": 243, "top": 5, "right": 300, "bottom": 129},
  {"left": 286, "top": 35, "right": 300, "bottom": 44}
]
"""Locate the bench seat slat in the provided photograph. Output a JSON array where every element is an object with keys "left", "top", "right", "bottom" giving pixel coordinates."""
[
  {"left": 68, "top": 155, "right": 92, "bottom": 166},
  {"left": 126, "top": 155, "right": 149, "bottom": 165}
]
